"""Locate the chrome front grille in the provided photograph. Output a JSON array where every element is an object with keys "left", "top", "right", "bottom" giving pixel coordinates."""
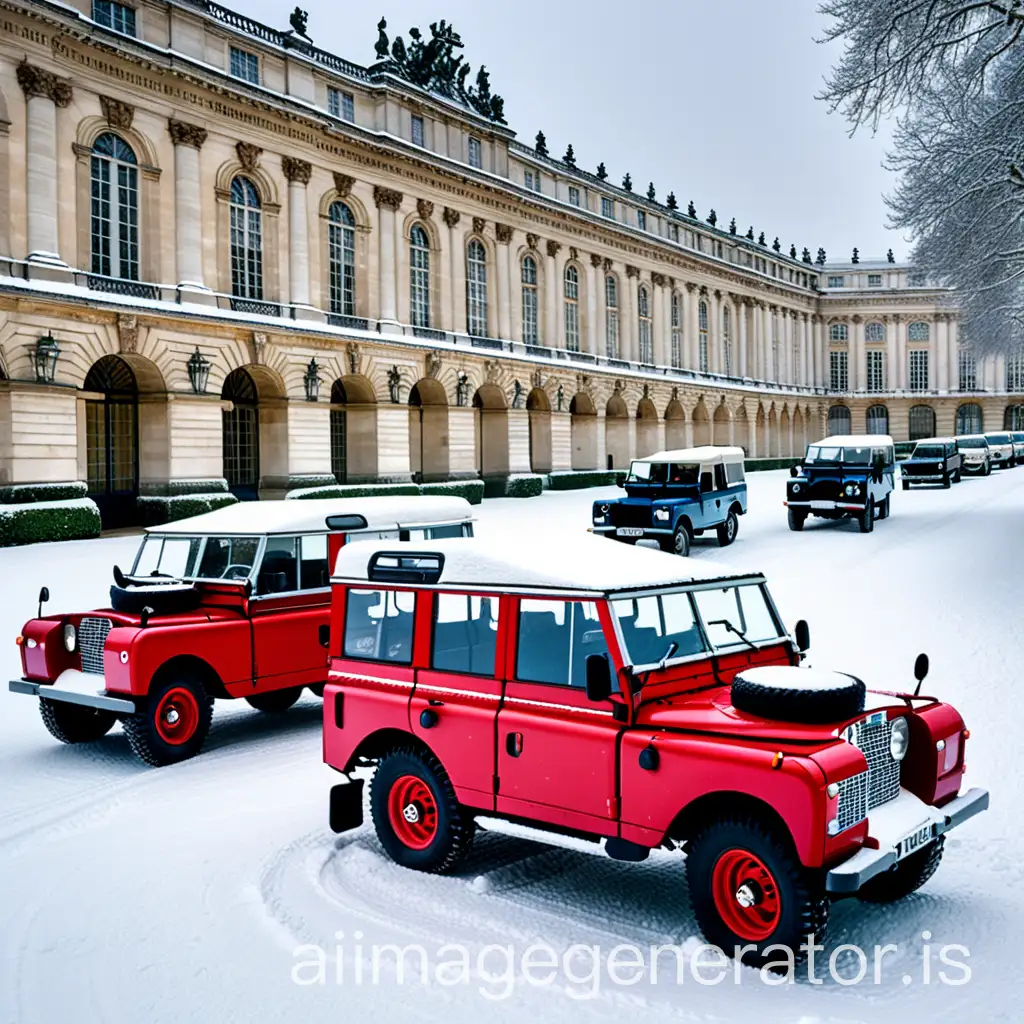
[
  {"left": 78, "top": 617, "right": 112, "bottom": 675},
  {"left": 836, "top": 771, "right": 868, "bottom": 832},
  {"left": 851, "top": 715, "right": 902, "bottom": 809},
  {"left": 609, "top": 503, "right": 651, "bottom": 528}
]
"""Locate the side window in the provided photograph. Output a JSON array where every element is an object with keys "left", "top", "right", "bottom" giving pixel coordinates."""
[
  {"left": 516, "top": 600, "right": 609, "bottom": 688},
  {"left": 343, "top": 589, "right": 416, "bottom": 663},
  {"left": 299, "top": 534, "right": 329, "bottom": 590},
  {"left": 700, "top": 469, "right": 714, "bottom": 493},
  {"left": 258, "top": 536, "right": 299, "bottom": 594},
  {"left": 714, "top": 464, "right": 728, "bottom": 490},
  {"left": 725, "top": 461, "right": 745, "bottom": 484},
  {"left": 693, "top": 585, "right": 783, "bottom": 649},
  {"left": 345, "top": 530, "right": 401, "bottom": 545},
  {"left": 197, "top": 536, "right": 260, "bottom": 580},
  {"left": 428, "top": 523, "right": 469, "bottom": 539},
  {"left": 432, "top": 594, "right": 499, "bottom": 676}
]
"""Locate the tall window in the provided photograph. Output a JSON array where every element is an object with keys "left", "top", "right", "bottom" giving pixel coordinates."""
[
  {"left": 564, "top": 265, "right": 580, "bottom": 351},
  {"left": 229, "top": 176, "right": 263, "bottom": 299},
  {"left": 638, "top": 286, "right": 652, "bottom": 363},
  {"left": 468, "top": 137, "right": 482, "bottom": 169},
  {"left": 867, "top": 273, "right": 883, "bottom": 287},
  {"left": 521, "top": 256, "right": 539, "bottom": 344},
  {"left": 865, "top": 322, "right": 885, "bottom": 343},
  {"left": 637, "top": 210, "right": 647, "bottom": 231},
  {"left": 601, "top": 197, "right": 615, "bottom": 219},
  {"left": 866, "top": 404, "right": 889, "bottom": 434},
  {"left": 411, "top": 115, "right": 425, "bottom": 147},
  {"left": 723, "top": 306, "right": 732, "bottom": 376},
  {"left": 908, "top": 321, "right": 930, "bottom": 342},
  {"left": 229, "top": 46, "right": 259, "bottom": 84},
  {"left": 830, "top": 350, "right": 848, "bottom": 391},
  {"left": 1008, "top": 351, "right": 1024, "bottom": 392},
  {"left": 466, "top": 239, "right": 488, "bottom": 337},
  {"left": 605, "top": 275, "right": 619, "bottom": 358},
  {"left": 327, "top": 201, "right": 356, "bottom": 316},
  {"left": 568, "top": 186, "right": 581, "bottom": 207},
  {"left": 829, "top": 323, "right": 848, "bottom": 343},
  {"left": 827, "top": 275, "right": 845, "bottom": 288},
  {"left": 958, "top": 349, "right": 977, "bottom": 391},
  {"left": 328, "top": 88, "right": 355, "bottom": 122},
  {"left": 866, "top": 350, "right": 885, "bottom": 392},
  {"left": 909, "top": 405, "right": 936, "bottom": 440},
  {"left": 828, "top": 405, "right": 851, "bottom": 434},
  {"left": 524, "top": 170, "right": 540, "bottom": 192},
  {"left": 410, "top": 225, "right": 431, "bottom": 328},
  {"left": 671, "top": 292, "right": 681, "bottom": 368},
  {"left": 956, "top": 403, "right": 983, "bottom": 434},
  {"left": 90, "top": 133, "right": 139, "bottom": 280},
  {"left": 698, "top": 300, "right": 709, "bottom": 372},
  {"left": 92, "top": 0, "right": 135, "bottom": 34},
  {"left": 1006, "top": 404, "right": 1024, "bottom": 429},
  {"left": 909, "top": 349, "right": 930, "bottom": 391}
]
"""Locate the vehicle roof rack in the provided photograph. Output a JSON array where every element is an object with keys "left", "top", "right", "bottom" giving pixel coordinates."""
[{"left": 367, "top": 551, "right": 445, "bottom": 585}]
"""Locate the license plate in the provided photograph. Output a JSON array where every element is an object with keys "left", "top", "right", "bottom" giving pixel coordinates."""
[
  {"left": 616, "top": 527, "right": 644, "bottom": 537},
  {"left": 896, "top": 823, "right": 934, "bottom": 860},
  {"left": 810, "top": 500, "right": 834, "bottom": 510}
]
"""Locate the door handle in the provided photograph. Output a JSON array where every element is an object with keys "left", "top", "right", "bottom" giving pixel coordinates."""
[{"left": 506, "top": 732, "right": 523, "bottom": 757}]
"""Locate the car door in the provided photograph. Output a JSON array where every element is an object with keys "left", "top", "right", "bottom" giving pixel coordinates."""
[
  {"left": 409, "top": 592, "right": 504, "bottom": 809},
  {"left": 250, "top": 533, "right": 332, "bottom": 691},
  {"left": 496, "top": 598, "right": 624, "bottom": 834}
]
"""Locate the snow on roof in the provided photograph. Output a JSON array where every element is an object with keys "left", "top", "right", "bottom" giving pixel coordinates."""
[
  {"left": 911, "top": 437, "right": 955, "bottom": 445},
  {"left": 331, "top": 534, "right": 762, "bottom": 595},
  {"left": 813, "top": 435, "right": 894, "bottom": 447},
  {"left": 149, "top": 495, "right": 473, "bottom": 536},
  {"left": 634, "top": 446, "right": 746, "bottom": 463}
]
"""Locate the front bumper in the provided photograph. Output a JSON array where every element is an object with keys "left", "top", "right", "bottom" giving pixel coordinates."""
[
  {"left": 9, "top": 669, "right": 136, "bottom": 714},
  {"left": 903, "top": 473, "right": 945, "bottom": 482},
  {"left": 786, "top": 499, "right": 865, "bottom": 511},
  {"left": 592, "top": 525, "right": 671, "bottom": 536},
  {"left": 825, "top": 786, "right": 989, "bottom": 894}
]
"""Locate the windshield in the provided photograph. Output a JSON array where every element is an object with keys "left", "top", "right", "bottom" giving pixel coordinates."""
[
  {"left": 133, "top": 535, "right": 202, "bottom": 578},
  {"left": 692, "top": 584, "right": 785, "bottom": 650},
  {"left": 958, "top": 438, "right": 986, "bottom": 448},
  {"left": 133, "top": 535, "right": 260, "bottom": 581},
  {"left": 913, "top": 445, "right": 944, "bottom": 459},
  {"left": 626, "top": 461, "right": 701, "bottom": 485},
  {"left": 987, "top": 433, "right": 1012, "bottom": 444},
  {"left": 805, "top": 445, "right": 872, "bottom": 465},
  {"left": 1014, "top": 433, "right": 1024, "bottom": 442},
  {"left": 612, "top": 592, "right": 708, "bottom": 667}
]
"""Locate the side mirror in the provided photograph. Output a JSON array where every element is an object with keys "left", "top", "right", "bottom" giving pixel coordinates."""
[
  {"left": 37, "top": 586, "right": 49, "bottom": 618},
  {"left": 790, "top": 466, "right": 799, "bottom": 478},
  {"left": 585, "top": 654, "right": 613, "bottom": 703},
  {"left": 140, "top": 605, "right": 154, "bottom": 628},
  {"left": 794, "top": 619, "right": 810, "bottom": 653},
  {"left": 914, "top": 653, "right": 929, "bottom": 683}
]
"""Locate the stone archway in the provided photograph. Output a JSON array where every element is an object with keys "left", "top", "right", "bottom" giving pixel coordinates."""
[
  {"left": 409, "top": 377, "right": 450, "bottom": 482},
  {"left": 221, "top": 365, "right": 287, "bottom": 500},
  {"left": 569, "top": 392, "right": 598, "bottom": 470},
  {"left": 331, "top": 374, "right": 378, "bottom": 483},
  {"left": 636, "top": 396, "right": 660, "bottom": 457},
  {"left": 692, "top": 400, "right": 711, "bottom": 446},
  {"left": 527, "top": 387, "right": 552, "bottom": 473},
  {"left": 605, "top": 392, "right": 629, "bottom": 470},
  {"left": 712, "top": 401, "right": 731, "bottom": 446},
  {"left": 473, "top": 383, "right": 509, "bottom": 479},
  {"left": 664, "top": 397, "right": 686, "bottom": 450}
]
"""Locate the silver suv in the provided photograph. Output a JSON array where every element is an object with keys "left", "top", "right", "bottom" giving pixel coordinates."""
[
  {"left": 956, "top": 435, "right": 992, "bottom": 475},
  {"left": 984, "top": 432, "right": 1017, "bottom": 469}
]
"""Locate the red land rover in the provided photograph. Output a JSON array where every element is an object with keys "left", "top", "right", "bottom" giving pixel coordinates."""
[
  {"left": 323, "top": 536, "right": 988, "bottom": 965},
  {"left": 10, "top": 496, "right": 474, "bottom": 766}
]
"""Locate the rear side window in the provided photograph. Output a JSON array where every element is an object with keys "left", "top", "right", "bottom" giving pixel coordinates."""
[
  {"left": 714, "top": 464, "right": 728, "bottom": 490},
  {"left": 725, "top": 461, "right": 745, "bottom": 484},
  {"left": 432, "top": 594, "right": 499, "bottom": 675},
  {"left": 258, "top": 536, "right": 299, "bottom": 594},
  {"left": 516, "top": 600, "right": 609, "bottom": 688},
  {"left": 197, "top": 536, "right": 260, "bottom": 580},
  {"left": 344, "top": 589, "right": 416, "bottom": 663}
]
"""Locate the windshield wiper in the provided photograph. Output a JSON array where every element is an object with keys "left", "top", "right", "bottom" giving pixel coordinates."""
[
  {"left": 708, "top": 619, "right": 758, "bottom": 652},
  {"left": 628, "top": 641, "right": 682, "bottom": 693}
]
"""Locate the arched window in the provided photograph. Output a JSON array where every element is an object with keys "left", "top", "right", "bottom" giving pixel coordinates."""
[
  {"left": 956, "top": 403, "right": 983, "bottom": 435},
  {"left": 828, "top": 404, "right": 851, "bottom": 435},
  {"left": 1005, "top": 404, "right": 1024, "bottom": 430},
  {"left": 829, "top": 322, "right": 848, "bottom": 342},
  {"left": 723, "top": 305, "right": 732, "bottom": 377},
  {"left": 90, "top": 133, "right": 139, "bottom": 280},
  {"left": 866, "top": 404, "right": 889, "bottom": 434},
  {"left": 908, "top": 321, "right": 930, "bottom": 342},
  {"left": 222, "top": 367, "right": 260, "bottom": 500},
  {"left": 466, "top": 239, "right": 488, "bottom": 337},
  {"left": 605, "top": 275, "right": 619, "bottom": 359},
  {"left": 698, "top": 300, "right": 709, "bottom": 373},
  {"left": 909, "top": 404, "right": 936, "bottom": 440},
  {"left": 670, "top": 292, "right": 681, "bottom": 368},
  {"left": 84, "top": 354, "right": 139, "bottom": 527},
  {"left": 957, "top": 348, "right": 977, "bottom": 391},
  {"left": 638, "top": 286, "right": 652, "bottom": 363},
  {"left": 564, "top": 265, "right": 580, "bottom": 352},
  {"left": 327, "top": 201, "right": 356, "bottom": 316},
  {"left": 865, "top": 322, "right": 885, "bottom": 343},
  {"left": 409, "top": 225, "right": 431, "bottom": 327},
  {"left": 229, "top": 176, "right": 263, "bottom": 299},
  {"left": 521, "top": 256, "right": 539, "bottom": 344}
]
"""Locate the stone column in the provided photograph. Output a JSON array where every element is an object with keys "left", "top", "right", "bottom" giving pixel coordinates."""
[
  {"left": 737, "top": 300, "right": 748, "bottom": 378},
  {"left": 495, "top": 223, "right": 513, "bottom": 341},
  {"left": 167, "top": 119, "right": 211, "bottom": 296},
  {"left": 586, "top": 254, "right": 601, "bottom": 355},
  {"left": 936, "top": 315, "right": 950, "bottom": 392},
  {"left": 443, "top": 207, "right": 463, "bottom": 334},
  {"left": 624, "top": 265, "right": 640, "bottom": 362},
  {"left": 762, "top": 305, "right": 773, "bottom": 381},
  {"left": 685, "top": 283, "right": 699, "bottom": 370},
  {"left": 709, "top": 290, "right": 722, "bottom": 373},
  {"left": 282, "top": 156, "right": 315, "bottom": 315},
  {"left": 374, "top": 186, "right": 403, "bottom": 325},
  {"left": 896, "top": 317, "right": 908, "bottom": 389},
  {"left": 545, "top": 240, "right": 561, "bottom": 348},
  {"left": 658, "top": 276, "right": 671, "bottom": 367},
  {"left": 887, "top": 316, "right": 900, "bottom": 393},
  {"left": 948, "top": 317, "right": 960, "bottom": 390},
  {"left": 17, "top": 61, "right": 73, "bottom": 268},
  {"left": 847, "top": 316, "right": 861, "bottom": 393},
  {"left": 783, "top": 311, "right": 794, "bottom": 385},
  {"left": 815, "top": 316, "right": 826, "bottom": 388}
]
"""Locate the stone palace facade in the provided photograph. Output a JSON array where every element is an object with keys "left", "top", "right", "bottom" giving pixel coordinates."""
[{"left": 1, "top": 0, "right": 1022, "bottom": 523}]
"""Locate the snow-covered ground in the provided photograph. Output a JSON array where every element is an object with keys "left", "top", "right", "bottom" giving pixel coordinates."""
[{"left": 1, "top": 469, "right": 1021, "bottom": 1023}]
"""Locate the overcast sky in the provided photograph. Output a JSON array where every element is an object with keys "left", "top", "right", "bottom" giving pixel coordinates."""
[{"left": 242, "top": 0, "right": 905, "bottom": 261}]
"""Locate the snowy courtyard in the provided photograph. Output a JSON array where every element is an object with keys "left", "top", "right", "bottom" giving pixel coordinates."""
[{"left": 1, "top": 468, "right": 1021, "bottom": 1023}]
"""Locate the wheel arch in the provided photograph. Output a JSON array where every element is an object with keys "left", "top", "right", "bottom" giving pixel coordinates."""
[
  {"left": 149, "top": 654, "right": 228, "bottom": 700},
  {"left": 673, "top": 512, "right": 693, "bottom": 537},
  {"left": 728, "top": 500, "right": 743, "bottom": 518},
  {"left": 666, "top": 790, "right": 798, "bottom": 855},
  {"left": 342, "top": 727, "right": 437, "bottom": 773}
]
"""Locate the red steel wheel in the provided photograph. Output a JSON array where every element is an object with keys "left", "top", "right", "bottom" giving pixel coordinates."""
[
  {"left": 154, "top": 686, "right": 201, "bottom": 746},
  {"left": 387, "top": 774, "right": 439, "bottom": 850},
  {"left": 711, "top": 848, "right": 782, "bottom": 942}
]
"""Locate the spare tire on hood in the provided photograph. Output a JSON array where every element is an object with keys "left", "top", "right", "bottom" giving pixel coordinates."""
[
  {"left": 731, "top": 666, "right": 866, "bottom": 725},
  {"left": 109, "top": 581, "right": 201, "bottom": 616}
]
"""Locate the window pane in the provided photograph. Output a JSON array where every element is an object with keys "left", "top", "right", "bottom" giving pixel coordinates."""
[
  {"left": 694, "top": 585, "right": 781, "bottom": 649},
  {"left": 197, "top": 537, "right": 260, "bottom": 580},
  {"left": 612, "top": 593, "right": 705, "bottom": 666},
  {"left": 344, "top": 589, "right": 416, "bottom": 663},
  {"left": 432, "top": 594, "right": 499, "bottom": 675},
  {"left": 299, "top": 534, "right": 329, "bottom": 590},
  {"left": 258, "top": 536, "right": 299, "bottom": 594},
  {"left": 517, "top": 599, "right": 571, "bottom": 685}
]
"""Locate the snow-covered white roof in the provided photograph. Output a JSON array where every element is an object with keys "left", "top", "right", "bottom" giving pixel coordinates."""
[
  {"left": 149, "top": 496, "right": 473, "bottom": 536},
  {"left": 813, "top": 435, "right": 894, "bottom": 448},
  {"left": 634, "top": 446, "right": 746, "bottom": 463},
  {"left": 331, "top": 534, "right": 763, "bottom": 596},
  {"left": 911, "top": 437, "right": 955, "bottom": 445}
]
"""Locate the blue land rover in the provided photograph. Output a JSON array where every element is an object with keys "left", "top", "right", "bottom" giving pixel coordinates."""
[
  {"left": 592, "top": 446, "right": 747, "bottom": 556},
  {"left": 785, "top": 434, "right": 896, "bottom": 533}
]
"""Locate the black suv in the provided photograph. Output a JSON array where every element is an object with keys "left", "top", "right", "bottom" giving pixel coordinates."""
[{"left": 901, "top": 437, "right": 962, "bottom": 489}]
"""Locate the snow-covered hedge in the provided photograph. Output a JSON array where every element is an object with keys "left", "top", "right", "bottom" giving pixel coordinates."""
[
  {"left": 287, "top": 482, "right": 420, "bottom": 500},
  {"left": 420, "top": 481, "right": 485, "bottom": 505},
  {"left": 0, "top": 481, "right": 88, "bottom": 504},
  {"left": 137, "top": 493, "right": 238, "bottom": 526},
  {"left": 0, "top": 497, "right": 101, "bottom": 547},
  {"left": 162, "top": 478, "right": 230, "bottom": 496},
  {"left": 548, "top": 470, "right": 625, "bottom": 490},
  {"left": 504, "top": 474, "right": 544, "bottom": 498}
]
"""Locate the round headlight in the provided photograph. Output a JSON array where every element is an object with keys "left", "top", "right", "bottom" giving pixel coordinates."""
[
  {"left": 654, "top": 508, "right": 670, "bottom": 521},
  {"left": 600, "top": 504, "right": 609, "bottom": 514},
  {"left": 792, "top": 482, "right": 801, "bottom": 493},
  {"left": 63, "top": 622, "right": 76, "bottom": 653},
  {"left": 890, "top": 717, "right": 909, "bottom": 761}
]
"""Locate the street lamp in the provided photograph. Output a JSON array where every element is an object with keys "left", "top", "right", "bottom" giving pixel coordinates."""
[
  {"left": 186, "top": 347, "right": 211, "bottom": 394},
  {"left": 34, "top": 334, "right": 60, "bottom": 384},
  {"left": 303, "top": 357, "right": 322, "bottom": 402}
]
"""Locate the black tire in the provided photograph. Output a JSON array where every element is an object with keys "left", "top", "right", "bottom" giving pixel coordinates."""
[
  {"left": 787, "top": 508, "right": 806, "bottom": 532},
  {"left": 686, "top": 814, "right": 829, "bottom": 969},
  {"left": 308, "top": 683, "right": 325, "bottom": 698},
  {"left": 672, "top": 523, "right": 691, "bottom": 557},
  {"left": 901, "top": 480, "right": 910, "bottom": 491},
  {"left": 246, "top": 686, "right": 303, "bottom": 713},
  {"left": 123, "top": 675, "right": 212, "bottom": 767},
  {"left": 878, "top": 495, "right": 890, "bottom": 520},
  {"left": 859, "top": 836, "right": 945, "bottom": 903},
  {"left": 717, "top": 510, "right": 739, "bottom": 547},
  {"left": 731, "top": 667, "right": 865, "bottom": 724},
  {"left": 859, "top": 498, "right": 874, "bottom": 533},
  {"left": 942, "top": 472, "right": 951, "bottom": 489},
  {"left": 39, "top": 698, "right": 117, "bottom": 744},
  {"left": 370, "top": 747, "right": 474, "bottom": 873},
  {"left": 984, "top": 461, "right": 992, "bottom": 476},
  {"left": 954, "top": 468, "right": 962, "bottom": 483}
]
